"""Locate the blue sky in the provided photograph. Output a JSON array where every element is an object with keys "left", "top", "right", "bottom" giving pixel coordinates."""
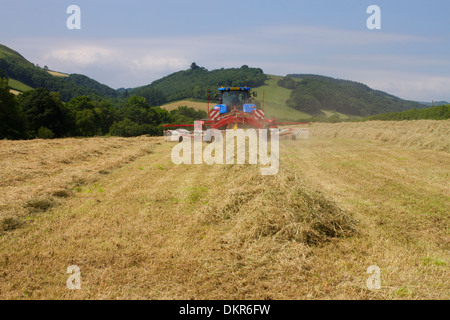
[{"left": 2, "top": 0, "right": 450, "bottom": 101}]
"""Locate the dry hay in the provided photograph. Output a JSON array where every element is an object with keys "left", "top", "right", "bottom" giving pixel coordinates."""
[
  {"left": 160, "top": 100, "right": 209, "bottom": 112},
  {"left": 190, "top": 164, "right": 357, "bottom": 298},
  {"left": 200, "top": 165, "right": 356, "bottom": 244},
  {"left": 0, "top": 132, "right": 445, "bottom": 299},
  {"left": 310, "top": 120, "right": 450, "bottom": 152},
  {"left": 46, "top": 70, "right": 69, "bottom": 77},
  {"left": 0, "top": 136, "right": 159, "bottom": 225}
]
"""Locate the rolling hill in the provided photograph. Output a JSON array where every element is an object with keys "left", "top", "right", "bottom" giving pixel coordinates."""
[
  {"left": 285, "top": 74, "right": 426, "bottom": 117},
  {"left": 132, "top": 64, "right": 427, "bottom": 119},
  {"left": 130, "top": 63, "right": 267, "bottom": 106},
  {"left": 158, "top": 72, "right": 425, "bottom": 120},
  {"left": 0, "top": 44, "right": 118, "bottom": 101},
  {"left": 251, "top": 75, "right": 312, "bottom": 120},
  {"left": 0, "top": 44, "right": 432, "bottom": 119},
  {"left": 0, "top": 44, "right": 33, "bottom": 67}
]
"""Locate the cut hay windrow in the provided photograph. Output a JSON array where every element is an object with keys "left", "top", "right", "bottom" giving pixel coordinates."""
[
  {"left": 199, "top": 164, "right": 356, "bottom": 245},
  {"left": 0, "top": 136, "right": 158, "bottom": 223},
  {"left": 189, "top": 164, "right": 357, "bottom": 298}
]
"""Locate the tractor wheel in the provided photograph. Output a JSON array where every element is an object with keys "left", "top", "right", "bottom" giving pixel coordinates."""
[{"left": 179, "top": 136, "right": 183, "bottom": 142}]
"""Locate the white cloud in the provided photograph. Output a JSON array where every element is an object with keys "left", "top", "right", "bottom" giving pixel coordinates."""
[
  {"left": 130, "top": 55, "right": 188, "bottom": 73},
  {"left": 44, "top": 46, "right": 114, "bottom": 66}
]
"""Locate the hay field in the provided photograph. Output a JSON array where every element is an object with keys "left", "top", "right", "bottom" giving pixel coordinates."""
[
  {"left": 309, "top": 120, "right": 450, "bottom": 152},
  {"left": 0, "top": 137, "right": 158, "bottom": 222},
  {"left": 0, "top": 121, "right": 448, "bottom": 299},
  {"left": 160, "top": 100, "right": 210, "bottom": 112},
  {"left": 47, "top": 70, "right": 69, "bottom": 77}
]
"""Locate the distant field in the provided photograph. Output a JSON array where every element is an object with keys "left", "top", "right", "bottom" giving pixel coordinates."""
[
  {"left": 160, "top": 99, "right": 210, "bottom": 112},
  {"left": 321, "top": 110, "right": 353, "bottom": 119},
  {"left": 8, "top": 78, "right": 33, "bottom": 92},
  {"left": 252, "top": 75, "right": 312, "bottom": 120},
  {"left": 47, "top": 70, "right": 69, "bottom": 77}
]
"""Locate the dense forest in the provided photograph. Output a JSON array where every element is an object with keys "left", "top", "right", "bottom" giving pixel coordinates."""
[
  {"left": 131, "top": 63, "right": 268, "bottom": 103},
  {"left": 0, "top": 77, "right": 207, "bottom": 140},
  {"left": 284, "top": 74, "right": 425, "bottom": 117}
]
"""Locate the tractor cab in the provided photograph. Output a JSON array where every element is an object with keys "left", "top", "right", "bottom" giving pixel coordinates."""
[{"left": 215, "top": 87, "right": 257, "bottom": 114}]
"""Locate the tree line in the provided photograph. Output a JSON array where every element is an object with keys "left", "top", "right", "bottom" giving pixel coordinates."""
[{"left": 0, "top": 78, "right": 207, "bottom": 140}]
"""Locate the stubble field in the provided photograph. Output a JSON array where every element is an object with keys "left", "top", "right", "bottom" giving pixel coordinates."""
[{"left": 0, "top": 120, "right": 448, "bottom": 299}]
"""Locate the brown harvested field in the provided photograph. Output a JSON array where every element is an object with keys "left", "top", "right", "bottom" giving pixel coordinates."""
[
  {"left": 0, "top": 121, "right": 448, "bottom": 299},
  {"left": 160, "top": 100, "right": 210, "bottom": 112},
  {"left": 309, "top": 120, "right": 450, "bottom": 152},
  {"left": 46, "top": 70, "right": 69, "bottom": 77},
  {"left": 0, "top": 137, "right": 158, "bottom": 221}
]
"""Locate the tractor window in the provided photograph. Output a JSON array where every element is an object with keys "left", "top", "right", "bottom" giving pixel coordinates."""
[{"left": 222, "top": 91, "right": 249, "bottom": 107}]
